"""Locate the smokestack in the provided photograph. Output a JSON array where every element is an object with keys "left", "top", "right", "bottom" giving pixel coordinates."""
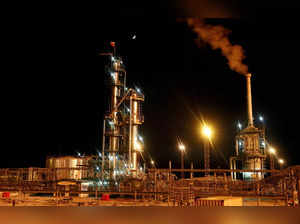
[{"left": 245, "top": 73, "right": 253, "bottom": 127}]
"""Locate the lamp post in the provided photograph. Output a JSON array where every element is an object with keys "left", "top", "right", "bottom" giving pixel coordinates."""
[
  {"left": 178, "top": 143, "right": 185, "bottom": 179},
  {"left": 269, "top": 147, "right": 276, "bottom": 170},
  {"left": 151, "top": 160, "right": 155, "bottom": 167},
  {"left": 202, "top": 125, "right": 212, "bottom": 176},
  {"left": 278, "top": 159, "right": 284, "bottom": 170}
]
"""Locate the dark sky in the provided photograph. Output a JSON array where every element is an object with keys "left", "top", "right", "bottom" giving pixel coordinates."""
[{"left": 5, "top": 1, "right": 300, "bottom": 168}]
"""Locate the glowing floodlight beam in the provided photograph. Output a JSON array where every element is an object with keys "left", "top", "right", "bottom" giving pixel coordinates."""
[
  {"left": 278, "top": 159, "right": 284, "bottom": 164},
  {"left": 138, "top": 135, "right": 144, "bottom": 142},
  {"left": 178, "top": 143, "right": 185, "bottom": 151},
  {"left": 259, "top": 115, "right": 264, "bottom": 122},
  {"left": 110, "top": 72, "right": 116, "bottom": 80},
  {"left": 132, "top": 34, "right": 136, "bottom": 39},
  {"left": 135, "top": 141, "right": 142, "bottom": 151},
  {"left": 269, "top": 147, "right": 276, "bottom": 155},
  {"left": 202, "top": 125, "right": 212, "bottom": 139},
  {"left": 237, "top": 122, "right": 242, "bottom": 129},
  {"left": 136, "top": 87, "right": 141, "bottom": 93},
  {"left": 151, "top": 160, "right": 154, "bottom": 165}
]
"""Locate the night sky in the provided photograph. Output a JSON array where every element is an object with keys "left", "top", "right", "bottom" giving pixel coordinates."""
[{"left": 5, "top": 1, "right": 300, "bottom": 169}]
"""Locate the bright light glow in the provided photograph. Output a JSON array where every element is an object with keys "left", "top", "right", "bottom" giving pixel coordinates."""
[
  {"left": 237, "top": 122, "right": 242, "bottom": 129},
  {"left": 178, "top": 144, "right": 185, "bottom": 151},
  {"left": 135, "top": 142, "right": 142, "bottom": 151},
  {"left": 202, "top": 125, "right": 212, "bottom": 138},
  {"left": 259, "top": 116, "right": 264, "bottom": 121},
  {"left": 132, "top": 35, "right": 136, "bottom": 39},
  {"left": 111, "top": 56, "right": 115, "bottom": 61},
  {"left": 110, "top": 72, "right": 116, "bottom": 80},
  {"left": 278, "top": 159, "right": 284, "bottom": 164},
  {"left": 138, "top": 135, "right": 143, "bottom": 142},
  {"left": 136, "top": 87, "right": 141, "bottom": 93},
  {"left": 269, "top": 147, "right": 276, "bottom": 155},
  {"left": 77, "top": 152, "right": 81, "bottom": 157},
  {"left": 151, "top": 160, "right": 154, "bottom": 165}
]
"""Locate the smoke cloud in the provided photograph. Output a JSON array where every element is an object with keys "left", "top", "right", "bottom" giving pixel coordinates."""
[{"left": 187, "top": 18, "right": 248, "bottom": 75}]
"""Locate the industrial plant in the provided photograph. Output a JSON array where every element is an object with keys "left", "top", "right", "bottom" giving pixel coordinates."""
[{"left": 1, "top": 41, "right": 300, "bottom": 207}]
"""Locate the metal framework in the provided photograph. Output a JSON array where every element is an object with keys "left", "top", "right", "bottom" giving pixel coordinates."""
[
  {"left": 230, "top": 74, "right": 267, "bottom": 181},
  {"left": 1, "top": 166, "right": 300, "bottom": 206},
  {"left": 100, "top": 42, "right": 145, "bottom": 180}
]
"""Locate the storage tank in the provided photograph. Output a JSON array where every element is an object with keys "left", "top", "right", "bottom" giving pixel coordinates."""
[{"left": 46, "top": 156, "right": 91, "bottom": 180}]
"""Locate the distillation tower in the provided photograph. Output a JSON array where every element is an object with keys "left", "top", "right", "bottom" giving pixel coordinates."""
[
  {"left": 230, "top": 73, "right": 267, "bottom": 180},
  {"left": 101, "top": 42, "right": 145, "bottom": 180}
]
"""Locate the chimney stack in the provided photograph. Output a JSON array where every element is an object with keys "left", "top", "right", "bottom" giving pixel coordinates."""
[{"left": 245, "top": 73, "right": 254, "bottom": 127}]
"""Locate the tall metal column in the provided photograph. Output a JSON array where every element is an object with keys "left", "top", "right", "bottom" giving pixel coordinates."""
[
  {"left": 270, "top": 154, "right": 275, "bottom": 170},
  {"left": 204, "top": 139, "right": 210, "bottom": 176},
  {"left": 181, "top": 150, "right": 184, "bottom": 179}
]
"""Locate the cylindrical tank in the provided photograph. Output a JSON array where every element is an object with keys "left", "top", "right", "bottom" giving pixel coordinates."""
[{"left": 46, "top": 156, "right": 91, "bottom": 180}]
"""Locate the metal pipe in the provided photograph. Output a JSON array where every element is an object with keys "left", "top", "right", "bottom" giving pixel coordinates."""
[
  {"left": 233, "top": 160, "right": 237, "bottom": 179},
  {"left": 204, "top": 139, "right": 210, "bottom": 176},
  {"left": 235, "top": 138, "right": 239, "bottom": 156},
  {"left": 230, "top": 157, "right": 233, "bottom": 180},
  {"left": 245, "top": 73, "right": 254, "bottom": 127},
  {"left": 169, "top": 160, "right": 172, "bottom": 182},
  {"left": 129, "top": 96, "right": 132, "bottom": 169},
  {"left": 270, "top": 154, "right": 275, "bottom": 170},
  {"left": 132, "top": 97, "right": 138, "bottom": 173},
  {"left": 102, "top": 119, "right": 106, "bottom": 180},
  {"left": 181, "top": 150, "right": 184, "bottom": 179}
]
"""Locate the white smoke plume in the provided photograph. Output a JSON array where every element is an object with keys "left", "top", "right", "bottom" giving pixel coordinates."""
[{"left": 187, "top": 18, "right": 248, "bottom": 75}]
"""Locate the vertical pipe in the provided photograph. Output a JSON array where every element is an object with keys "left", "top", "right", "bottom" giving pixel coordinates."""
[
  {"left": 132, "top": 97, "right": 138, "bottom": 174},
  {"left": 181, "top": 150, "right": 184, "bottom": 179},
  {"left": 190, "top": 162, "right": 193, "bottom": 179},
  {"left": 169, "top": 160, "right": 172, "bottom": 182},
  {"left": 270, "top": 154, "right": 275, "bottom": 170},
  {"left": 230, "top": 158, "right": 233, "bottom": 180},
  {"left": 235, "top": 138, "right": 239, "bottom": 156},
  {"left": 245, "top": 73, "right": 254, "bottom": 127},
  {"left": 233, "top": 160, "right": 237, "bottom": 180},
  {"left": 204, "top": 139, "right": 209, "bottom": 176},
  {"left": 129, "top": 96, "right": 132, "bottom": 170},
  {"left": 102, "top": 120, "right": 106, "bottom": 180}
]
